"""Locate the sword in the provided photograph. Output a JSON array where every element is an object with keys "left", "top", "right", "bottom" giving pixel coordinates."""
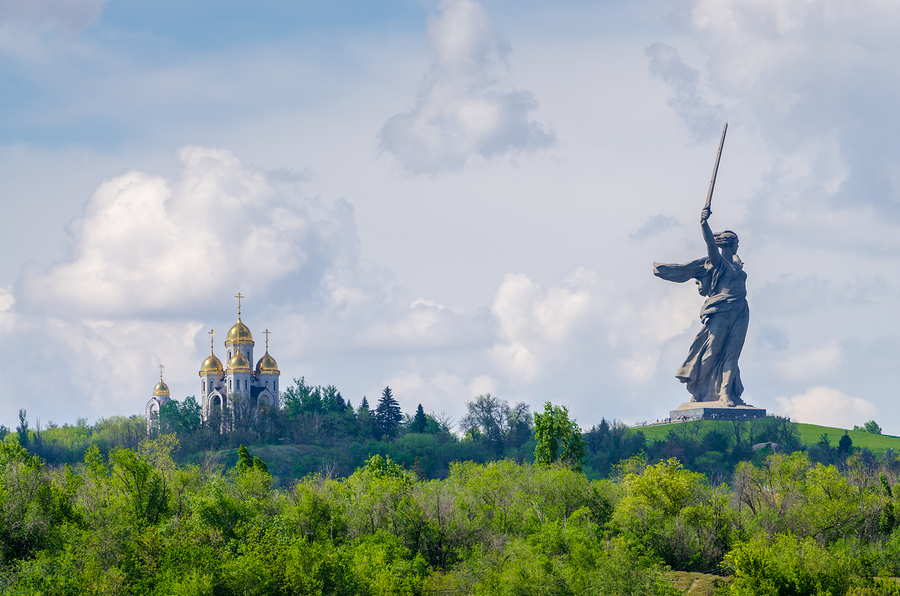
[{"left": 704, "top": 123, "right": 728, "bottom": 212}]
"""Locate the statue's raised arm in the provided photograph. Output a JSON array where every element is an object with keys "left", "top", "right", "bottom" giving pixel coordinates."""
[{"left": 700, "top": 207, "right": 721, "bottom": 268}]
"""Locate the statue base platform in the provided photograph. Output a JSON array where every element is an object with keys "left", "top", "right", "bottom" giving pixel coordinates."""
[{"left": 669, "top": 401, "right": 766, "bottom": 421}]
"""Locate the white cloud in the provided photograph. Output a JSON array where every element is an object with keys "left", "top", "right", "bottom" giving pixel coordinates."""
[
  {"left": 0, "top": 0, "right": 106, "bottom": 32},
  {"left": 776, "top": 342, "right": 842, "bottom": 381},
  {"left": 491, "top": 269, "right": 602, "bottom": 380},
  {"left": 1, "top": 146, "right": 369, "bottom": 424},
  {"left": 776, "top": 386, "right": 876, "bottom": 428},
  {"left": 19, "top": 146, "right": 352, "bottom": 318},
  {"left": 379, "top": 0, "right": 554, "bottom": 174}
]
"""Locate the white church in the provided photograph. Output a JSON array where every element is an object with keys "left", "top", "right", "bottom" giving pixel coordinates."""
[{"left": 146, "top": 293, "right": 281, "bottom": 430}]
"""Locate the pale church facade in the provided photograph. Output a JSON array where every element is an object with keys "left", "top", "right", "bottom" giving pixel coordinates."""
[
  {"left": 145, "top": 367, "right": 172, "bottom": 433},
  {"left": 147, "top": 294, "right": 281, "bottom": 431}
]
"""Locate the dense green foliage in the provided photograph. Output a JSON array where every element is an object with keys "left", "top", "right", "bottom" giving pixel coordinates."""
[
  {"left": 4, "top": 432, "right": 900, "bottom": 595},
  {"left": 0, "top": 438, "right": 677, "bottom": 595},
  {"left": 12, "top": 382, "right": 900, "bottom": 594}
]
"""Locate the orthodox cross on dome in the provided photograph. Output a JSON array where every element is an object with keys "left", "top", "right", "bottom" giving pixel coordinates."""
[
  {"left": 234, "top": 292, "right": 244, "bottom": 319},
  {"left": 264, "top": 329, "right": 270, "bottom": 351},
  {"left": 158, "top": 364, "right": 164, "bottom": 381},
  {"left": 208, "top": 329, "right": 216, "bottom": 352}
]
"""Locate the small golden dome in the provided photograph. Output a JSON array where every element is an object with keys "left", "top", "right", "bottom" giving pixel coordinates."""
[
  {"left": 153, "top": 381, "right": 170, "bottom": 397},
  {"left": 228, "top": 350, "right": 252, "bottom": 372},
  {"left": 200, "top": 353, "right": 224, "bottom": 376},
  {"left": 225, "top": 318, "right": 254, "bottom": 346},
  {"left": 256, "top": 351, "right": 280, "bottom": 375}
]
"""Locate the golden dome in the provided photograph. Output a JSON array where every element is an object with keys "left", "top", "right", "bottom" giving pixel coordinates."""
[
  {"left": 153, "top": 381, "right": 170, "bottom": 397},
  {"left": 200, "top": 353, "right": 224, "bottom": 376},
  {"left": 255, "top": 351, "right": 280, "bottom": 375},
  {"left": 225, "top": 318, "right": 254, "bottom": 346},
  {"left": 228, "top": 350, "right": 252, "bottom": 372}
]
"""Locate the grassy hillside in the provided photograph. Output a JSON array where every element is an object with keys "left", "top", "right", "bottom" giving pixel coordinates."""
[{"left": 632, "top": 419, "right": 900, "bottom": 453}]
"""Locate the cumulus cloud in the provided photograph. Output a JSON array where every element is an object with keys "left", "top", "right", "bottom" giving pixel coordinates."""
[
  {"left": 491, "top": 269, "right": 603, "bottom": 381},
  {"left": 379, "top": 0, "right": 555, "bottom": 174},
  {"left": 776, "top": 386, "right": 876, "bottom": 428},
  {"left": 0, "top": 146, "right": 371, "bottom": 424},
  {"left": 0, "top": 0, "right": 106, "bottom": 32},
  {"left": 19, "top": 146, "right": 353, "bottom": 318}
]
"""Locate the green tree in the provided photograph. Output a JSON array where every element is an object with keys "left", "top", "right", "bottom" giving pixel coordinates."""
[
  {"left": 724, "top": 533, "right": 852, "bottom": 596},
  {"left": 357, "top": 399, "right": 378, "bottom": 440},
  {"left": 235, "top": 445, "right": 268, "bottom": 474},
  {"left": 283, "top": 377, "right": 323, "bottom": 417},
  {"left": 109, "top": 446, "right": 169, "bottom": 524},
  {"left": 534, "top": 402, "right": 586, "bottom": 471},
  {"left": 838, "top": 431, "right": 853, "bottom": 455},
  {"left": 460, "top": 394, "right": 508, "bottom": 454},
  {"left": 880, "top": 474, "right": 896, "bottom": 534},
  {"left": 0, "top": 441, "right": 54, "bottom": 562},
  {"left": 322, "top": 385, "right": 346, "bottom": 412},
  {"left": 614, "top": 457, "right": 733, "bottom": 570},
  {"left": 376, "top": 387, "right": 402, "bottom": 437},
  {"left": 412, "top": 404, "right": 427, "bottom": 433},
  {"left": 864, "top": 420, "right": 883, "bottom": 435},
  {"left": 16, "top": 409, "right": 29, "bottom": 448}
]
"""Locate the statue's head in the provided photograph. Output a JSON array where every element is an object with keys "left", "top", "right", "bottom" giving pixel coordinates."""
[{"left": 714, "top": 230, "right": 739, "bottom": 252}]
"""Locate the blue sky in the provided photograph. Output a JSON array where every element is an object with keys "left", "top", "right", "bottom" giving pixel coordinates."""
[{"left": 2, "top": 0, "right": 899, "bottom": 435}]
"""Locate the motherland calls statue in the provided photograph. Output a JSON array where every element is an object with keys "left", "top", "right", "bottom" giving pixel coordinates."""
[
  {"left": 652, "top": 125, "right": 760, "bottom": 417},
  {"left": 653, "top": 208, "right": 747, "bottom": 406}
]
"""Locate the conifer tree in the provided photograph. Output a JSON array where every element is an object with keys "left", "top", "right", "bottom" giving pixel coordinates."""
[
  {"left": 16, "top": 409, "right": 28, "bottom": 448},
  {"left": 413, "top": 404, "right": 427, "bottom": 433},
  {"left": 376, "top": 386, "right": 402, "bottom": 436}
]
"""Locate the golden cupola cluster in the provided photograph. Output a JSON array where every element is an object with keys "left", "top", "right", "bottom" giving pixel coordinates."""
[
  {"left": 151, "top": 293, "right": 282, "bottom": 433},
  {"left": 195, "top": 293, "right": 280, "bottom": 378}
]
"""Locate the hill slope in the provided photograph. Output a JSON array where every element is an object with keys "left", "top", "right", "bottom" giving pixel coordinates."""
[{"left": 632, "top": 419, "right": 900, "bottom": 453}]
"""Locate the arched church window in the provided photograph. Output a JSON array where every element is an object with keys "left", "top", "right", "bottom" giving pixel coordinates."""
[
  {"left": 265, "top": 380, "right": 269, "bottom": 389},
  {"left": 202, "top": 380, "right": 206, "bottom": 392},
  {"left": 228, "top": 379, "right": 232, "bottom": 390},
  {"left": 244, "top": 379, "right": 248, "bottom": 391}
]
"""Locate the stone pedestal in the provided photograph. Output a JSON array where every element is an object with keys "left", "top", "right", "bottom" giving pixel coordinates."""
[{"left": 669, "top": 400, "right": 766, "bottom": 421}]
